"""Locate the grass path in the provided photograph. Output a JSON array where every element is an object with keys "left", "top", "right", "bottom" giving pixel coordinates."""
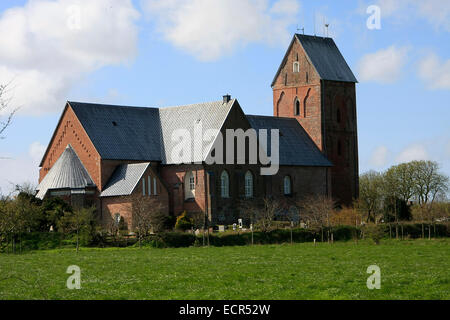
[{"left": 0, "top": 239, "right": 449, "bottom": 300}]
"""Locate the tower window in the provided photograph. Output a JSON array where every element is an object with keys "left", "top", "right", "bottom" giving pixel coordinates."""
[
  {"left": 338, "top": 140, "right": 342, "bottom": 156},
  {"left": 337, "top": 108, "right": 341, "bottom": 123},
  {"left": 303, "top": 96, "right": 308, "bottom": 117},
  {"left": 294, "top": 98, "right": 300, "bottom": 116},
  {"left": 293, "top": 62, "right": 300, "bottom": 73}
]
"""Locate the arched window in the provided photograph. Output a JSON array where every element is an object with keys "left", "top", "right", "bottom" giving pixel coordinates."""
[
  {"left": 303, "top": 89, "right": 310, "bottom": 118},
  {"left": 294, "top": 98, "right": 300, "bottom": 116},
  {"left": 244, "top": 171, "right": 253, "bottom": 198},
  {"left": 284, "top": 176, "right": 292, "bottom": 195},
  {"left": 337, "top": 108, "right": 341, "bottom": 123},
  {"left": 276, "top": 91, "right": 285, "bottom": 116},
  {"left": 220, "top": 171, "right": 229, "bottom": 198},
  {"left": 184, "top": 171, "right": 195, "bottom": 200},
  {"left": 293, "top": 62, "right": 300, "bottom": 73},
  {"left": 303, "top": 96, "right": 308, "bottom": 117},
  {"left": 114, "top": 213, "right": 121, "bottom": 225}
]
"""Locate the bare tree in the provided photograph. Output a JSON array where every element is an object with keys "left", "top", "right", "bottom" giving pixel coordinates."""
[
  {"left": 0, "top": 82, "right": 18, "bottom": 140},
  {"left": 257, "top": 198, "right": 280, "bottom": 233},
  {"left": 127, "top": 194, "right": 167, "bottom": 247},
  {"left": 238, "top": 197, "right": 261, "bottom": 245},
  {"left": 298, "top": 194, "right": 336, "bottom": 242}
]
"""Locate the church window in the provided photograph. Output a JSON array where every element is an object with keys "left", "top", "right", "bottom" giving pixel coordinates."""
[
  {"left": 184, "top": 171, "right": 195, "bottom": 200},
  {"left": 142, "top": 178, "right": 145, "bottom": 196},
  {"left": 293, "top": 62, "right": 300, "bottom": 73},
  {"left": 337, "top": 108, "right": 341, "bottom": 123},
  {"left": 244, "top": 171, "right": 253, "bottom": 198},
  {"left": 284, "top": 176, "right": 292, "bottom": 195},
  {"left": 338, "top": 140, "right": 342, "bottom": 156},
  {"left": 148, "top": 176, "right": 152, "bottom": 196},
  {"left": 221, "top": 170, "right": 230, "bottom": 198},
  {"left": 154, "top": 177, "right": 158, "bottom": 195},
  {"left": 114, "top": 213, "right": 121, "bottom": 225}
]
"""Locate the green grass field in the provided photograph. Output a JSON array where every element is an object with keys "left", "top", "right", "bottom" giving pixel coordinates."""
[{"left": 0, "top": 239, "right": 448, "bottom": 300}]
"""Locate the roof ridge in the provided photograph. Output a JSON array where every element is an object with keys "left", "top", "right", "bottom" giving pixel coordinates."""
[
  {"left": 68, "top": 101, "right": 158, "bottom": 110},
  {"left": 159, "top": 99, "right": 235, "bottom": 110}
]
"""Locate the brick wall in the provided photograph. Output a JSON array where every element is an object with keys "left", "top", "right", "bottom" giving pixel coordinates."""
[
  {"left": 272, "top": 39, "right": 323, "bottom": 150},
  {"left": 101, "top": 164, "right": 169, "bottom": 230},
  {"left": 39, "top": 104, "right": 101, "bottom": 188},
  {"left": 271, "top": 38, "right": 359, "bottom": 205}
]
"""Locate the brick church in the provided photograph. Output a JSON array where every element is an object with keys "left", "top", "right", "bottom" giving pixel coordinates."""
[{"left": 36, "top": 34, "right": 359, "bottom": 228}]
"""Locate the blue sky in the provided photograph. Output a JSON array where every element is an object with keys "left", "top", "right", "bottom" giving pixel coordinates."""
[{"left": 0, "top": 0, "right": 449, "bottom": 195}]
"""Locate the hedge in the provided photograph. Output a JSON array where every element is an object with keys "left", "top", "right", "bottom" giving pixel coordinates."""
[{"left": 2, "top": 223, "right": 448, "bottom": 251}]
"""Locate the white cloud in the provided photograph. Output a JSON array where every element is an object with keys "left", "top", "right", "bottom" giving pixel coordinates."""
[
  {"left": 141, "top": 0, "right": 300, "bottom": 61},
  {"left": 369, "top": 145, "right": 389, "bottom": 167},
  {"left": 0, "top": 146, "right": 43, "bottom": 196},
  {"left": 0, "top": 0, "right": 140, "bottom": 116},
  {"left": 418, "top": 53, "right": 450, "bottom": 90},
  {"left": 357, "top": 46, "right": 409, "bottom": 83},
  {"left": 376, "top": 0, "right": 450, "bottom": 32},
  {"left": 29, "top": 141, "right": 46, "bottom": 164},
  {"left": 395, "top": 144, "right": 429, "bottom": 163}
]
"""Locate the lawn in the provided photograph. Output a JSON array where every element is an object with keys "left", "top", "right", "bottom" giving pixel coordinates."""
[{"left": 0, "top": 239, "right": 449, "bottom": 300}]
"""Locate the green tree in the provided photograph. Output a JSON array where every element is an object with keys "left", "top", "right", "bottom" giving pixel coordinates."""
[
  {"left": 58, "top": 206, "right": 95, "bottom": 253},
  {"left": 358, "top": 171, "right": 385, "bottom": 223}
]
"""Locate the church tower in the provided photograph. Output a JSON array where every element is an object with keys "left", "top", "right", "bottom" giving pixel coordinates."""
[{"left": 271, "top": 34, "right": 359, "bottom": 205}]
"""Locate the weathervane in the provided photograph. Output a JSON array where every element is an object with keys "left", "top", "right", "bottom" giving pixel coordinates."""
[{"left": 325, "top": 24, "right": 330, "bottom": 37}]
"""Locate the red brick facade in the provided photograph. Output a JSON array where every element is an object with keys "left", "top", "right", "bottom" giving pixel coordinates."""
[{"left": 272, "top": 37, "right": 359, "bottom": 205}]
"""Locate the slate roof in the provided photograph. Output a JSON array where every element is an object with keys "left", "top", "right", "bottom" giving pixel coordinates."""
[
  {"left": 100, "top": 162, "right": 150, "bottom": 197},
  {"left": 271, "top": 34, "right": 357, "bottom": 86},
  {"left": 36, "top": 145, "right": 96, "bottom": 199},
  {"left": 246, "top": 115, "right": 332, "bottom": 167},
  {"left": 69, "top": 102, "right": 162, "bottom": 161},
  {"left": 159, "top": 99, "right": 235, "bottom": 164}
]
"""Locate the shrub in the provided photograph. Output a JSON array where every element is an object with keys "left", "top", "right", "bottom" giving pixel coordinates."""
[
  {"left": 363, "top": 225, "right": 385, "bottom": 244},
  {"left": 175, "top": 211, "right": 193, "bottom": 231}
]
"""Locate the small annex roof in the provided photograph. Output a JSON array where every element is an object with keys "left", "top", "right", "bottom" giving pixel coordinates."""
[
  {"left": 271, "top": 34, "right": 358, "bottom": 86},
  {"left": 100, "top": 162, "right": 151, "bottom": 197},
  {"left": 246, "top": 115, "right": 332, "bottom": 167},
  {"left": 36, "top": 145, "right": 96, "bottom": 199}
]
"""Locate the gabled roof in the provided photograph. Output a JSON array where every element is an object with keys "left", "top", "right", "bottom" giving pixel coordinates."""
[
  {"left": 159, "top": 99, "right": 235, "bottom": 164},
  {"left": 246, "top": 115, "right": 332, "bottom": 167},
  {"left": 36, "top": 145, "right": 96, "bottom": 199},
  {"left": 271, "top": 34, "right": 357, "bottom": 86},
  {"left": 100, "top": 162, "right": 150, "bottom": 197},
  {"left": 65, "top": 100, "right": 236, "bottom": 165},
  {"left": 69, "top": 102, "right": 162, "bottom": 162}
]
